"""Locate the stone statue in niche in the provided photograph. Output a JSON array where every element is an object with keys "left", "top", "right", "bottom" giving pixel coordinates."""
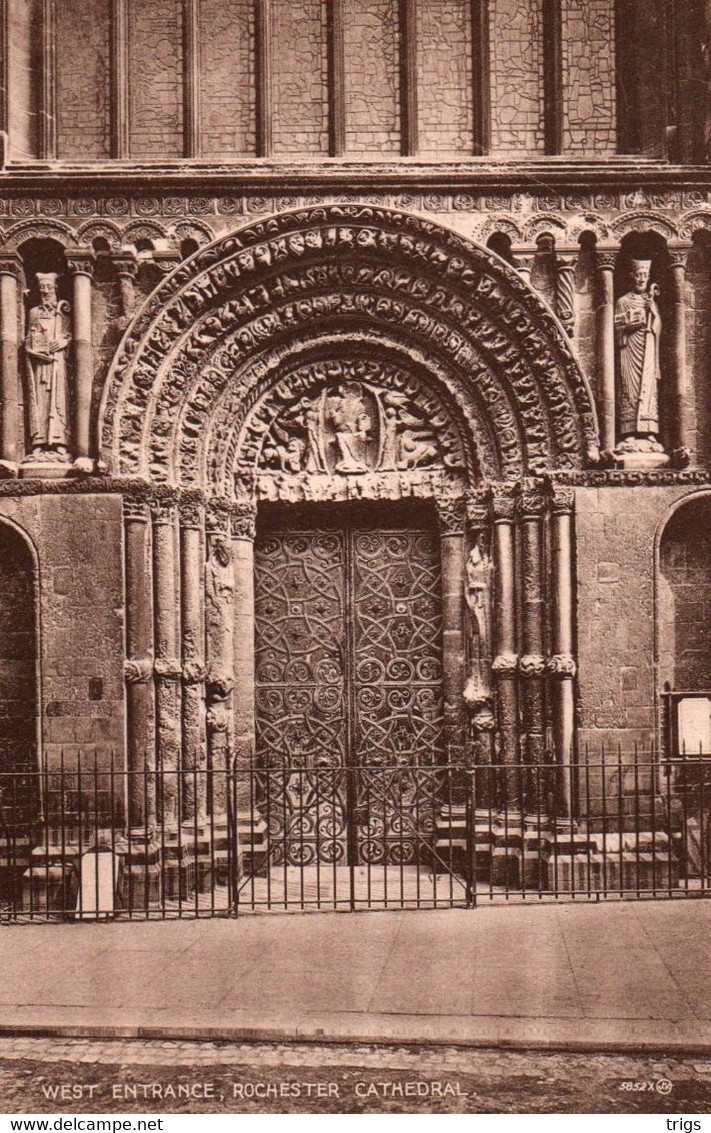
[
  {"left": 258, "top": 376, "right": 452, "bottom": 478},
  {"left": 24, "top": 273, "right": 72, "bottom": 461},
  {"left": 463, "top": 533, "right": 493, "bottom": 709},
  {"left": 614, "top": 259, "right": 668, "bottom": 468}
]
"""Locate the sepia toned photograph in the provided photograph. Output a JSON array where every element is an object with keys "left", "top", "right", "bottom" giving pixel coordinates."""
[{"left": 0, "top": 0, "right": 710, "bottom": 1120}]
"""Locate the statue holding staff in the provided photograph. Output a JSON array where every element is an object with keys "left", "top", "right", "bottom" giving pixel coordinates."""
[
  {"left": 24, "top": 272, "right": 71, "bottom": 459},
  {"left": 614, "top": 259, "right": 662, "bottom": 441}
]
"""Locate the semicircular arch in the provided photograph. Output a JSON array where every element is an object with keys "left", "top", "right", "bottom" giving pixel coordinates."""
[{"left": 100, "top": 205, "right": 599, "bottom": 491}]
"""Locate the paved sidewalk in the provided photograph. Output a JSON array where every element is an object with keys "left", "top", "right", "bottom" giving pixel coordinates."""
[{"left": 1, "top": 899, "right": 710, "bottom": 1052}]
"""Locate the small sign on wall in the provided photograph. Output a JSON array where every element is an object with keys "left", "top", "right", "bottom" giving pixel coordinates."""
[{"left": 677, "top": 696, "right": 711, "bottom": 756}]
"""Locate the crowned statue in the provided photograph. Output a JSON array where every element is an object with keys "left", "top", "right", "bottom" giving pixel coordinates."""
[
  {"left": 614, "top": 259, "right": 668, "bottom": 466},
  {"left": 24, "top": 272, "right": 72, "bottom": 462}
]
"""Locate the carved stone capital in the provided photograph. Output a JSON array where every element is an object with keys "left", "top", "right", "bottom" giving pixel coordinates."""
[
  {"left": 519, "top": 653, "right": 547, "bottom": 677},
  {"left": 492, "top": 652, "right": 519, "bottom": 675},
  {"left": 150, "top": 496, "right": 178, "bottom": 525},
  {"left": 465, "top": 491, "right": 490, "bottom": 532},
  {"left": 179, "top": 495, "right": 204, "bottom": 529},
  {"left": 112, "top": 254, "right": 139, "bottom": 280},
  {"left": 0, "top": 255, "right": 22, "bottom": 279},
  {"left": 550, "top": 485, "right": 575, "bottom": 515},
  {"left": 596, "top": 248, "right": 618, "bottom": 272},
  {"left": 66, "top": 254, "right": 95, "bottom": 278},
  {"left": 124, "top": 657, "right": 153, "bottom": 684},
  {"left": 547, "top": 654, "right": 577, "bottom": 678},
  {"left": 230, "top": 501, "right": 257, "bottom": 540},
  {"left": 436, "top": 496, "right": 467, "bottom": 535},
  {"left": 491, "top": 491, "right": 516, "bottom": 523},
  {"left": 206, "top": 499, "right": 231, "bottom": 536},
  {"left": 517, "top": 484, "right": 546, "bottom": 521},
  {"left": 182, "top": 659, "right": 206, "bottom": 685},
  {"left": 153, "top": 657, "right": 182, "bottom": 680},
  {"left": 123, "top": 496, "right": 150, "bottom": 524},
  {"left": 667, "top": 245, "right": 692, "bottom": 271}
]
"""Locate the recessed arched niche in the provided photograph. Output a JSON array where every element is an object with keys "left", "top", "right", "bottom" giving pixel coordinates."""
[
  {"left": 0, "top": 522, "right": 39, "bottom": 774},
  {"left": 658, "top": 495, "right": 711, "bottom": 698}
]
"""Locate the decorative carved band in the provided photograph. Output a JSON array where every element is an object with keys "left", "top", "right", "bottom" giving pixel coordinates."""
[
  {"left": 124, "top": 657, "right": 153, "bottom": 684},
  {"left": 465, "top": 490, "right": 490, "bottom": 531},
  {"left": 492, "top": 652, "right": 519, "bottom": 675},
  {"left": 471, "top": 707, "right": 497, "bottom": 732},
  {"left": 519, "top": 653, "right": 547, "bottom": 677},
  {"left": 547, "top": 654, "right": 577, "bottom": 677},
  {"left": 153, "top": 657, "right": 182, "bottom": 680}
]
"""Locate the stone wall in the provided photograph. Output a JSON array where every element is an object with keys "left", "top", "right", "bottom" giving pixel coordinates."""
[
  {"left": 417, "top": 0, "right": 473, "bottom": 157},
  {"left": 56, "top": 0, "right": 110, "bottom": 160},
  {"left": 489, "top": 0, "right": 544, "bottom": 154},
  {"left": 128, "top": 0, "right": 184, "bottom": 158},
  {"left": 0, "top": 495, "right": 125, "bottom": 770},
  {"left": 199, "top": 0, "right": 255, "bottom": 158},
  {"left": 343, "top": 0, "right": 400, "bottom": 155},
  {"left": 575, "top": 484, "right": 693, "bottom": 753},
  {"left": 272, "top": 0, "right": 328, "bottom": 156},
  {"left": 561, "top": 0, "right": 616, "bottom": 154}
]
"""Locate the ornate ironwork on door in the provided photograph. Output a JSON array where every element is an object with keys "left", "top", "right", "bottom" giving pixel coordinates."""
[{"left": 254, "top": 513, "right": 445, "bottom": 866}]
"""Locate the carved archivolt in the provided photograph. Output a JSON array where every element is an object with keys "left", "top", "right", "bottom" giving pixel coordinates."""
[
  {"left": 4, "top": 218, "right": 79, "bottom": 251},
  {"left": 100, "top": 205, "right": 599, "bottom": 490}
]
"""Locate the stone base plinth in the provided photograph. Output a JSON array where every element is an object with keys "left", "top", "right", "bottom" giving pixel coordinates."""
[{"left": 18, "top": 458, "right": 73, "bottom": 480}]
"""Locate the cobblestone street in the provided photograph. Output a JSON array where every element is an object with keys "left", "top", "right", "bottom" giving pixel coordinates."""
[{"left": 0, "top": 1037, "right": 710, "bottom": 1114}]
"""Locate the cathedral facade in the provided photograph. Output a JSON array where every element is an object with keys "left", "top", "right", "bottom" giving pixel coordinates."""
[{"left": 0, "top": 0, "right": 710, "bottom": 911}]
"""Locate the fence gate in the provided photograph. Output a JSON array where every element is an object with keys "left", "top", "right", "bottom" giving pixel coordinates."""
[{"left": 244, "top": 507, "right": 472, "bottom": 909}]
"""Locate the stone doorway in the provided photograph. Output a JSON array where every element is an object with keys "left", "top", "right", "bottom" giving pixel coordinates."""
[{"left": 253, "top": 501, "right": 445, "bottom": 868}]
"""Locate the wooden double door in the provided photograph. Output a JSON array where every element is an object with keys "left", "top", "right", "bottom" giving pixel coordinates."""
[{"left": 253, "top": 503, "right": 445, "bottom": 866}]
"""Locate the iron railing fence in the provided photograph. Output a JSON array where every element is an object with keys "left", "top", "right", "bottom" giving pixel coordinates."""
[{"left": 0, "top": 748, "right": 709, "bottom": 921}]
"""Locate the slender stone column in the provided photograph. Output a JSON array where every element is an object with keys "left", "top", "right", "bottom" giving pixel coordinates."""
[
  {"left": 123, "top": 496, "right": 155, "bottom": 831},
  {"left": 232, "top": 502, "right": 257, "bottom": 783},
  {"left": 549, "top": 485, "right": 577, "bottom": 821},
  {"left": 151, "top": 496, "right": 181, "bottom": 827},
  {"left": 596, "top": 247, "right": 618, "bottom": 454},
  {"left": 0, "top": 256, "right": 21, "bottom": 469},
  {"left": 514, "top": 248, "right": 536, "bottom": 288},
  {"left": 491, "top": 490, "right": 520, "bottom": 810},
  {"left": 113, "top": 254, "right": 138, "bottom": 328},
  {"left": 667, "top": 245, "right": 692, "bottom": 457},
  {"left": 205, "top": 499, "right": 235, "bottom": 819},
  {"left": 436, "top": 498, "right": 468, "bottom": 767},
  {"left": 67, "top": 253, "right": 95, "bottom": 472},
  {"left": 518, "top": 484, "right": 547, "bottom": 769},
  {"left": 556, "top": 251, "right": 577, "bottom": 337},
  {"left": 179, "top": 495, "right": 206, "bottom": 824}
]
